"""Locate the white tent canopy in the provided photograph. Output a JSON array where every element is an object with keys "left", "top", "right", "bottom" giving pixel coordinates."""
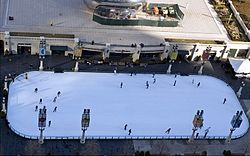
[{"left": 229, "top": 58, "right": 250, "bottom": 78}]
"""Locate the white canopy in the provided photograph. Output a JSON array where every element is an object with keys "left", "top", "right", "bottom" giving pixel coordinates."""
[{"left": 229, "top": 58, "right": 250, "bottom": 78}]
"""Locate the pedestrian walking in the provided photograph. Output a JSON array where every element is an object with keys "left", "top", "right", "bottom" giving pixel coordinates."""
[
  {"left": 53, "top": 106, "right": 57, "bottom": 112},
  {"left": 153, "top": 78, "right": 156, "bottom": 84},
  {"left": 173, "top": 80, "right": 176, "bottom": 86},
  {"left": 57, "top": 91, "right": 61, "bottom": 97},
  {"left": 34, "top": 88, "right": 38, "bottom": 93},
  {"left": 124, "top": 124, "right": 128, "bottom": 130},
  {"left": 48, "top": 121, "right": 51, "bottom": 127},
  {"left": 120, "top": 82, "right": 123, "bottom": 88},
  {"left": 128, "top": 129, "right": 131, "bottom": 135},
  {"left": 53, "top": 96, "right": 57, "bottom": 103},
  {"left": 223, "top": 98, "right": 227, "bottom": 104},
  {"left": 165, "top": 128, "right": 171, "bottom": 134},
  {"left": 197, "top": 82, "right": 201, "bottom": 87},
  {"left": 39, "top": 98, "right": 42, "bottom": 104},
  {"left": 35, "top": 105, "right": 38, "bottom": 111},
  {"left": 196, "top": 133, "right": 199, "bottom": 138}
]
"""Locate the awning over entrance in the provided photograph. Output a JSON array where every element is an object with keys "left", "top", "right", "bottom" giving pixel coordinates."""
[{"left": 50, "top": 46, "right": 68, "bottom": 51}]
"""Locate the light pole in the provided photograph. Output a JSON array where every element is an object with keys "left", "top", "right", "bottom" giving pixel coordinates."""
[
  {"left": 236, "top": 81, "right": 245, "bottom": 98},
  {"left": 198, "top": 62, "right": 205, "bottom": 75},
  {"left": 189, "top": 110, "right": 204, "bottom": 143},
  {"left": 39, "top": 37, "right": 46, "bottom": 71},
  {"left": 226, "top": 111, "right": 243, "bottom": 143},
  {"left": 80, "top": 109, "right": 90, "bottom": 144},
  {"left": 4, "top": 76, "right": 8, "bottom": 92},
  {"left": 167, "top": 60, "right": 172, "bottom": 74},
  {"left": 74, "top": 61, "right": 79, "bottom": 72},
  {"left": 1, "top": 97, "right": 6, "bottom": 113},
  {"left": 38, "top": 108, "right": 47, "bottom": 144}
]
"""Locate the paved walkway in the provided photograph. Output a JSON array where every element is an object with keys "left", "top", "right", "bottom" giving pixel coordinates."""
[{"left": 0, "top": 54, "right": 250, "bottom": 155}]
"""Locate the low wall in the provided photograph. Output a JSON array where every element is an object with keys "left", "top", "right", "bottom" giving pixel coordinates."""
[{"left": 93, "top": 14, "right": 179, "bottom": 27}]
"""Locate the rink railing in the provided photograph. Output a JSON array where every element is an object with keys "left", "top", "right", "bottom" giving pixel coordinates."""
[{"left": 7, "top": 123, "right": 246, "bottom": 140}]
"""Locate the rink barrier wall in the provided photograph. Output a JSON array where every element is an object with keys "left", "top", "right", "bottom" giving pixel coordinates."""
[
  {"left": 6, "top": 120, "right": 246, "bottom": 140},
  {"left": 6, "top": 72, "right": 249, "bottom": 140}
]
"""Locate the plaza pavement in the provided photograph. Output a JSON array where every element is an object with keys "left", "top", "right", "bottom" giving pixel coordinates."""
[
  {"left": 0, "top": 0, "right": 229, "bottom": 45},
  {"left": 0, "top": 53, "right": 250, "bottom": 155}
]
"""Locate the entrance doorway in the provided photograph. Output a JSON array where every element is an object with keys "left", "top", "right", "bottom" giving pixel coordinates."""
[
  {"left": 0, "top": 40, "right": 4, "bottom": 55},
  {"left": 17, "top": 43, "right": 31, "bottom": 55},
  {"left": 50, "top": 46, "right": 68, "bottom": 55}
]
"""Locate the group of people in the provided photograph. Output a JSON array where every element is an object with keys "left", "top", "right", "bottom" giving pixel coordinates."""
[{"left": 34, "top": 88, "right": 61, "bottom": 127}]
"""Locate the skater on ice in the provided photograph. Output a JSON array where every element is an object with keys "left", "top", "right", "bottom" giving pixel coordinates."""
[
  {"left": 153, "top": 78, "right": 156, "bottom": 84},
  {"left": 173, "top": 80, "right": 176, "bottom": 86},
  {"left": 152, "top": 73, "right": 155, "bottom": 78},
  {"left": 196, "top": 133, "right": 199, "bottom": 138},
  {"left": 204, "top": 127, "right": 211, "bottom": 138},
  {"left": 53, "top": 106, "right": 57, "bottom": 112},
  {"left": 53, "top": 96, "right": 57, "bottom": 103},
  {"left": 124, "top": 124, "right": 127, "bottom": 130},
  {"left": 197, "top": 82, "right": 201, "bottom": 87},
  {"left": 146, "top": 81, "right": 149, "bottom": 89},
  {"left": 57, "top": 91, "right": 61, "bottom": 97},
  {"left": 43, "top": 106, "right": 46, "bottom": 111},
  {"left": 120, "top": 82, "right": 123, "bottom": 88},
  {"left": 39, "top": 98, "right": 42, "bottom": 104},
  {"left": 128, "top": 129, "right": 132, "bottom": 135},
  {"left": 165, "top": 128, "right": 171, "bottom": 134},
  {"left": 48, "top": 121, "right": 51, "bottom": 127},
  {"left": 34, "top": 88, "right": 38, "bottom": 93},
  {"left": 25, "top": 73, "right": 28, "bottom": 79},
  {"left": 223, "top": 98, "right": 227, "bottom": 104},
  {"left": 192, "top": 79, "right": 194, "bottom": 84},
  {"left": 35, "top": 105, "right": 38, "bottom": 111}
]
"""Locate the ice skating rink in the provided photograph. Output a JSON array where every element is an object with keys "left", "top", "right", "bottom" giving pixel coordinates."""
[{"left": 7, "top": 71, "right": 249, "bottom": 139}]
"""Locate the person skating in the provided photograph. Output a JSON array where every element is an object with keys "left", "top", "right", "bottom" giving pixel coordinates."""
[
  {"left": 34, "top": 88, "right": 38, "bottom": 93},
  {"left": 173, "top": 80, "right": 176, "bottom": 86},
  {"left": 53, "top": 106, "right": 57, "bottom": 112},
  {"left": 120, "top": 82, "right": 123, "bottom": 88},
  {"left": 35, "top": 105, "right": 38, "bottom": 111},
  {"left": 165, "top": 128, "right": 171, "bottom": 134},
  {"left": 57, "top": 91, "right": 61, "bottom": 97},
  {"left": 153, "top": 78, "right": 156, "bottom": 84},
  {"left": 124, "top": 124, "right": 128, "bottom": 130},
  {"left": 48, "top": 121, "right": 51, "bottom": 127},
  {"left": 39, "top": 98, "right": 42, "bottom": 104},
  {"left": 197, "top": 82, "right": 201, "bottom": 87},
  {"left": 128, "top": 129, "right": 131, "bottom": 135},
  {"left": 53, "top": 96, "right": 57, "bottom": 103},
  {"left": 223, "top": 98, "right": 227, "bottom": 104}
]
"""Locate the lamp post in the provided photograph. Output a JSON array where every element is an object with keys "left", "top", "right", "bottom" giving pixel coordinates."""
[
  {"left": 80, "top": 109, "right": 90, "bottom": 144},
  {"left": 4, "top": 76, "right": 8, "bottom": 91},
  {"left": 74, "top": 61, "right": 79, "bottom": 72},
  {"left": 236, "top": 82, "right": 245, "bottom": 98},
  {"left": 226, "top": 111, "right": 243, "bottom": 143},
  {"left": 167, "top": 60, "right": 172, "bottom": 74},
  {"left": 38, "top": 108, "right": 47, "bottom": 144},
  {"left": 189, "top": 110, "right": 204, "bottom": 143},
  {"left": 39, "top": 37, "right": 46, "bottom": 71},
  {"left": 1, "top": 97, "right": 6, "bottom": 113}
]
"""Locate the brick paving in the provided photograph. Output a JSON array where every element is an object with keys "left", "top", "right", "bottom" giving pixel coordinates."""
[{"left": 0, "top": 54, "right": 250, "bottom": 155}]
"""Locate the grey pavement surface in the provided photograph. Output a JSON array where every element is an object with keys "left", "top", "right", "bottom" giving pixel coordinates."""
[{"left": 1, "top": 54, "right": 250, "bottom": 155}]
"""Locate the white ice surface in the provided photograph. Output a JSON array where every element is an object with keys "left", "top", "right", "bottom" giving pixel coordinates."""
[{"left": 7, "top": 71, "right": 249, "bottom": 138}]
